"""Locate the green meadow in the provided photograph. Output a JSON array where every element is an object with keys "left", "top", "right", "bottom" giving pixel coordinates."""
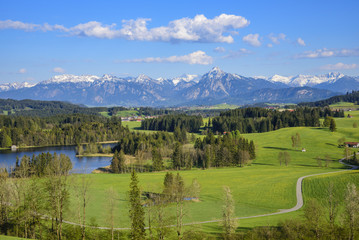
[{"left": 65, "top": 110, "right": 359, "bottom": 233}]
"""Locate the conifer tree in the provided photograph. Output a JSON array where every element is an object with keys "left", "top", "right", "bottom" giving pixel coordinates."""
[
  {"left": 118, "top": 150, "right": 126, "bottom": 173},
  {"left": 249, "top": 140, "right": 256, "bottom": 159},
  {"left": 152, "top": 147, "right": 163, "bottom": 171},
  {"left": 129, "top": 170, "right": 145, "bottom": 239},
  {"left": 111, "top": 150, "right": 120, "bottom": 173},
  {"left": 172, "top": 142, "right": 182, "bottom": 170},
  {"left": 329, "top": 118, "right": 337, "bottom": 132}
]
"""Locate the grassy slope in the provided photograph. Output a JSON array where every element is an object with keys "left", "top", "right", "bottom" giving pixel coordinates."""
[
  {"left": 66, "top": 110, "right": 359, "bottom": 232},
  {"left": 0, "top": 236, "right": 29, "bottom": 239}
]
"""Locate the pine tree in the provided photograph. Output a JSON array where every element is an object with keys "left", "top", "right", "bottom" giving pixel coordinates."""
[
  {"left": 111, "top": 150, "right": 120, "bottom": 173},
  {"left": 152, "top": 148, "right": 163, "bottom": 171},
  {"left": 129, "top": 170, "right": 146, "bottom": 240},
  {"left": 118, "top": 150, "right": 126, "bottom": 173},
  {"left": 249, "top": 140, "right": 256, "bottom": 159},
  {"left": 172, "top": 142, "right": 182, "bottom": 170},
  {"left": 329, "top": 118, "right": 337, "bottom": 132}
]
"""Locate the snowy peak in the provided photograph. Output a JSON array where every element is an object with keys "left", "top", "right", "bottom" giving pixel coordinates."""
[
  {"left": 171, "top": 74, "right": 200, "bottom": 86},
  {"left": 267, "top": 72, "right": 346, "bottom": 87},
  {"left": 41, "top": 74, "right": 100, "bottom": 84},
  {"left": 205, "top": 67, "right": 226, "bottom": 79},
  {"left": 0, "top": 82, "right": 35, "bottom": 92},
  {"left": 133, "top": 74, "right": 154, "bottom": 83},
  {"left": 268, "top": 75, "right": 292, "bottom": 84}
]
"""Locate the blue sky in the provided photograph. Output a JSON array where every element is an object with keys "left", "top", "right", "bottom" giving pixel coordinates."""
[{"left": 0, "top": 0, "right": 358, "bottom": 83}]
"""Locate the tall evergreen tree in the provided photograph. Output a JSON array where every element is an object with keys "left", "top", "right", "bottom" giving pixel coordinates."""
[
  {"left": 172, "top": 142, "right": 182, "bottom": 170},
  {"left": 329, "top": 118, "right": 337, "bottom": 132},
  {"left": 129, "top": 170, "right": 146, "bottom": 240},
  {"left": 152, "top": 148, "right": 163, "bottom": 171},
  {"left": 118, "top": 150, "right": 126, "bottom": 173},
  {"left": 110, "top": 150, "right": 120, "bottom": 173}
]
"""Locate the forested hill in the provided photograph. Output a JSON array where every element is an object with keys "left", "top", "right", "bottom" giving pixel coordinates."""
[
  {"left": 298, "top": 91, "right": 359, "bottom": 107},
  {"left": 0, "top": 98, "right": 172, "bottom": 117},
  {"left": 0, "top": 98, "right": 106, "bottom": 116}
]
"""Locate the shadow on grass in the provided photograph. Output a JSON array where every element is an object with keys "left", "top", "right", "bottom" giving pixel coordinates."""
[
  {"left": 252, "top": 162, "right": 275, "bottom": 166},
  {"left": 295, "top": 164, "right": 318, "bottom": 168},
  {"left": 325, "top": 143, "right": 337, "bottom": 147},
  {"left": 263, "top": 146, "right": 300, "bottom": 152},
  {"left": 309, "top": 127, "right": 327, "bottom": 130}
]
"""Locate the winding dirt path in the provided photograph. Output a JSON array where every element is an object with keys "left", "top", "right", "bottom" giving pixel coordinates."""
[{"left": 62, "top": 158, "right": 358, "bottom": 230}]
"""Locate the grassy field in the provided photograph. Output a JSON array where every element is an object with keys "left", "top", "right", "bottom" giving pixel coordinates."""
[
  {"left": 330, "top": 101, "right": 359, "bottom": 110},
  {"left": 63, "top": 110, "right": 359, "bottom": 233},
  {"left": 0, "top": 236, "right": 28, "bottom": 239}
]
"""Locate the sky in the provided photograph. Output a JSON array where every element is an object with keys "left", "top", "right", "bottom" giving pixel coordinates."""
[{"left": 0, "top": 0, "right": 358, "bottom": 84}]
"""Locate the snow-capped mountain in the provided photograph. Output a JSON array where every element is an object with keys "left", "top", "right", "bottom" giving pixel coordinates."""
[
  {"left": 171, "top": 74, "right": 200, "bottom": 86},
  {"left": 41, "top": 74, "right": 100, "bottom": 84},
  {"left": 0, "top": 67, "right": 356, "bottom": 106},
  {"left": 0, "top": 82, "right": 35, "bottom": 92},
  {"left": 267, "top": 72, "right": 345, "bottom": 87}
]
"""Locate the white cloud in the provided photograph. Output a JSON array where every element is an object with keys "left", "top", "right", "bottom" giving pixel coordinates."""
[
  {"left": 18, "top": 68, "right": 27, "bottom": 74},
  {"left": 214, "top": 47, "right": 226, "bottom": 53},
  {"left": 297, "top": 38, "right": 306, "bottom": 46},
  {"left": 296, "top": 48, "right": 359, "bottom": 58},
  {"left": 123, "top": 51, "right": 213, "bottom": 65},
  {"left": 52, "top": 67, "right": 65, "bottom": 73},
  {"left": 0, "top": 20, "right": 66, "bottom": 32},
  {"left": 268, "top": 33, "right": 286, "bottom": 44},
  {"left": 242, "top": 33, "right": 261, "bottom": 47},
  {"left": 267, "top": 43, "right": 273, "bottom": 48},
  {"left": 223, "top": 48, "right": 251, "bottom": 59},
  {"left": 0, "top": 14, "right": 250, "bottom": 43},
  {"left": 320, "top": 62, "right": 358, "bottom": 70}
]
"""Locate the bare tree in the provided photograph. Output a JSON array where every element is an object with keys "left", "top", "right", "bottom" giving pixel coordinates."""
[
  {"left": 278, "top": 152, "right": 284, "bottom": 166},
  {"left": 284, "top": 152, "right": 291, "bottom": 166},
  {"left": 73, "top": 173, "right": 92, "bottom": 240},
  {"left": 174, "top": 173, "right": 185, "bottom": 239},
  {"left": 304, "top": 199, "right": 324, "bottom": 239},
  {"left": 222, "top": 186, "right": 237, "bottom": 239},
  {"left": 326, "top": 182, "right": 338, "bottom": 239},
  {"left": 105, "top": 187, "right": 118, "bottom": 240},
  {"left": 45, "top": 153, "right": 72, "bottom": 240},
  {"left": 344, "top": 183, "right": 359, "bottom": 240}
]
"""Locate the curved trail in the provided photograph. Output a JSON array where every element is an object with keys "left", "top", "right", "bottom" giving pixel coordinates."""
[{"left": 62, "top": 158, "right": 358, "bottom": 230}]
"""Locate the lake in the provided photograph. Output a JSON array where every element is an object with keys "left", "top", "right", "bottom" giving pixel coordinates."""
[{"left": 0, "top": 144, "right": 116, "bottom": 174}]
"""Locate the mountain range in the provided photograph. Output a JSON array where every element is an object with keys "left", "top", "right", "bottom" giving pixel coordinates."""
[{"left": 0, "top": 67, "right": 358, "bottom": 107}]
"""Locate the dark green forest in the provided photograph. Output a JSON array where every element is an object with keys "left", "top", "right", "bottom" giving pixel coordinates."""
[
  {"left": 299, "top": 90, "right": 359, "bottom": 107},
  {"left": 211, "top": 107, "right": 344, "bottom": 133}
]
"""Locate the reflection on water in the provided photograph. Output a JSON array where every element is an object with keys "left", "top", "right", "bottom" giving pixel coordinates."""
[{"left": 0, "top": 144, "right": 116, "bottom": 174}]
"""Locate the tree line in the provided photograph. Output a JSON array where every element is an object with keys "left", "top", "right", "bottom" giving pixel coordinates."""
[
  {"left": 299, "top": 90, "right": 359, "bottom": 107},
  {"left": 111, "top": 130, "right": 256, "bottom": 174},
  {"left": 211, "top": 107, "right": 344, "bottom": 134},
  {"left": 0, "top": 114, "right": 124, "bottom": 148},
  {"left": 140, "top": 114, "right": 203, "bottom": 133}
]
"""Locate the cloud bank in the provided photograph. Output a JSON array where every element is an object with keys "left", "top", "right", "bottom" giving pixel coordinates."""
[
  {"left": 320, "top": 62, "right": 358, "bottom": 70},
  {"left": 0, "top": 14, "right": 249, "bottom": 43},
  {"left": 242, "top": 34, "right": 261, "bottom": 47},
  {"left": 296, "top": 48, "right": 359, "bottom": 58},
  {"left": 123, "top": 51, "right": 213, "bottom": 65}
]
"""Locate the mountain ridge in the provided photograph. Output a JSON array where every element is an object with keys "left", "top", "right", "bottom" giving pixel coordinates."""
[{"left": 0, "top": 67, "right": 357, "bottom": 107}]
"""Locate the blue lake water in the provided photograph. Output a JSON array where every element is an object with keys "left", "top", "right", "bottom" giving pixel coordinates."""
[{"left": 0, "top": 144, "right": 116, "bottom": 174}]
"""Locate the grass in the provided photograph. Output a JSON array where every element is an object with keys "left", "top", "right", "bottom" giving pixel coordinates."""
[
  {"left": 0, "top": 236, "right": 29, "bottom": 239},
  {"left": 330, "top": 101, "right": 359, "bottom": 110},
  {"left": 62, "top": 110, "right": 359, "bottom": 236}
]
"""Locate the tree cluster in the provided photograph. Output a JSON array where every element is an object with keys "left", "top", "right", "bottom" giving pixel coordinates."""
[
  {"left": 212, "top": 107, "right": 343, "bottom": 134},
  {"left": 299, "top": 90, "right": 359, "bottom": 107},
  {"left": 0, "top": 114, "right": 123, "bottom": 148},
  {"left": 140, "top": 114, "right": 203, "bottom": 133},
  {"left": 194, "top": 131, "right": 255, "bottom": 168}
]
